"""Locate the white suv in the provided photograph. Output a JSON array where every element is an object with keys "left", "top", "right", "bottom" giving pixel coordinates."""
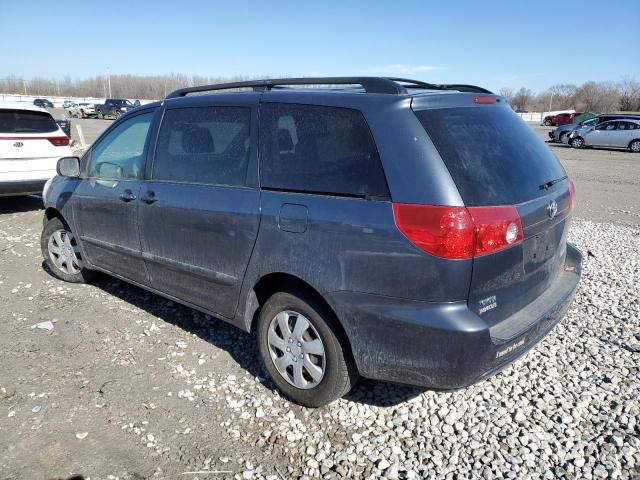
[{"left": 0, "top": 102, "right": 72, "bottom": 196}]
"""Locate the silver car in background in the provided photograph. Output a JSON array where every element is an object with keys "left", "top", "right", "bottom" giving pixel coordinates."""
[{"left": 569, "top": 119, "right": 640, "bottom": 152}]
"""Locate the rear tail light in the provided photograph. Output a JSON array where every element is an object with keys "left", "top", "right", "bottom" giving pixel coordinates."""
[
  {"left": 568, "top": 178, "right": 576, "bottom": 212},
  {"left": 48, "top": 137, "right": 70, "bottom": 146},
  {"left": 393, "top": 204, "right": 524, "bottom": 259}
]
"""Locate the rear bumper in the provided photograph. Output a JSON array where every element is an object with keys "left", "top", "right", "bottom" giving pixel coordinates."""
[
  {"left": 0, "top": 179, "right": 46, "bottom": 196},
  {"left": 328, "top": 243, "right": 582, "bottom": 389}
]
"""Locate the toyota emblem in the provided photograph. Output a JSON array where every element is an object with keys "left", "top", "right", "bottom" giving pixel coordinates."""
[
  {"left": 13, "top": 141, "right": 24, "bottom": 147},
  {"left": 547, "top": 200, "right": 558, "bottom": 219}
]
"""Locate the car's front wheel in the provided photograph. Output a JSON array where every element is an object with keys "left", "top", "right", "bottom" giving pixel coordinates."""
[
  {"left": 97, "top": 111, "right": 104, "bottom": 119},
  {"left": 570, "top": 136, "right": 585, "bottom": 148},
  {"left": 257, "top": 290, "right": 358, "bottom": 407},
  {"left": 630, "top": 140, "right": 640, "bottom": 153},
  {"left": 41, "top": 217, "right": 94, "bottom": 283}
]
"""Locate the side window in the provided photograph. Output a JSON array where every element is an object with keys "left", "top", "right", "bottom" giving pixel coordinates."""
[
  {"left": 596, "top": 122, "right": 615, "bottom": 131},
  {"left": 583, "top": 118, "right": 598, "bottom": 127},
  {"left": 617, "top": 122, "right": 638, "bottom": 130},
  {"left": 152, "top": 106, "right": 251, "bottom": 186},
  {"left": 87, "top": 112, "right": 153, "bottom": 179},
  {"left": 259, "top": 103, "right": 389, "bottom": 198}
]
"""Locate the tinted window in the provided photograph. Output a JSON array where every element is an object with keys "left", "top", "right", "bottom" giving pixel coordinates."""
[
  {"left": 0, "top": 109, "right": 58, "bottom": 133},
  {"left": 259, "top": 103, "right": 388, "bottom": 197},
  {"left": 582, "top": 118, "right": 599, "bottom": 126},
  {"left": 153, "top": 106, "right": 251, "bottom": 186},
  {"left": 415, "top": 106, "right": 566, "bottom": 206},
  {"left": 88, "top": 112, "right": 153, "bottom": 179}
]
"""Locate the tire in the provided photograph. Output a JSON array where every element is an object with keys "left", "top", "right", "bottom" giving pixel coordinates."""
[
  {"left": 257, "top": 290, "right": 358, "bottom": 407},
  {"left": 115, "top": 111, "right": 121, "bottom": 119},
  {"left": 544, "top": 120, "right": 552, "bottom": 126},
  {"left": 559, "top": 132, "right": 568, "bottom": 144},
  {"left": 41, "top": 217, "right": 95, "bottom": 283},
  {"left": 97, "top": 111, "right": 103, "bottom": 120},
  {"left": 630, "top": 140, "right": 640, "bottom": 153},
  {"left": 570, "top": 136, "right": 585, "bottom": 149}
]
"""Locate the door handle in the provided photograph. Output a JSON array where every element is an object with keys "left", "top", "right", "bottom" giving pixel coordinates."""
[
  {"left": 141, "top": 191, "right": 157, "bottom": 204},
  {"left": 119, "top": 189, "right": 136, "bottom": 202}
]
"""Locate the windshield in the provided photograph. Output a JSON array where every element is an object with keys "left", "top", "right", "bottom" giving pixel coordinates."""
[
  {"left": 0, "top": 109, "right": 58, "bottom": 133},
  {"left": 414, "top": 106, "right": 566, "bottom": 206}
]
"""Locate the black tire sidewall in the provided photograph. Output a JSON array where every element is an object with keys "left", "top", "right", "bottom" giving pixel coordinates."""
[
  {"left": 257, "top": 291, "right": 356, "bottom": 407},
  {"left": 41, "top": 217, "right": 93, "bottom": 283}
]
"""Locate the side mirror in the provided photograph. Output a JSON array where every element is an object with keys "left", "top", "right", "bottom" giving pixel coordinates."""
[{"left": 57, "top": 156, "right": 80, "bottom": 177}]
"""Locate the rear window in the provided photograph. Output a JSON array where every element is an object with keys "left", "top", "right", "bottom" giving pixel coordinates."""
[
  {"left": 0, "top": 109, "right": 58, "bottom": 134},
  {"left": 259, "top": 103, "right": 389, "bottom": 198},
  {"left": 415, "top": 106, "right": 566, "bottom": 206}
]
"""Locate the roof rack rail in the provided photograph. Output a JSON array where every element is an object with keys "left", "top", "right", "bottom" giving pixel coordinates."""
[
  {"left": 165, "top": 77, "right": 408, "bottom": 98},
  {"left": 387, "top": 78, "right": 493, "bottom": 94}
]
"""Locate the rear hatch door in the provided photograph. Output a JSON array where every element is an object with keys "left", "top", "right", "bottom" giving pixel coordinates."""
[{"left": 413, "top": 100, "right": 572, "bottom": 330}]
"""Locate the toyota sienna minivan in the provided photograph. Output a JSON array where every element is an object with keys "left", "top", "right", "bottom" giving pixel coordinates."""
[{"left": 40, "top": 77, "right": 582, "bottom": 406}]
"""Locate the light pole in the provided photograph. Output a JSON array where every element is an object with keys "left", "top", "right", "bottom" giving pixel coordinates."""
[
  {"left": 548, "top": 93, "right": 554, "bottom": 114},
  {"left": 107, "top": 68, "right": 112, "bottom": 98}
]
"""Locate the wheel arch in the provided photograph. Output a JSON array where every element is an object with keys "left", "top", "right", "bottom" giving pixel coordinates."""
[
  {"left": 244, "top": 272, "right": 354, "bottom": 359},
  {"left": 44, "top": 206, "right": 67, "bottom": 224}
]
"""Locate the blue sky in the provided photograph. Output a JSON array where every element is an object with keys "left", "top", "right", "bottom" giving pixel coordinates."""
[{"left": 1, "top": 0, "right": 638, "bottom": 93}]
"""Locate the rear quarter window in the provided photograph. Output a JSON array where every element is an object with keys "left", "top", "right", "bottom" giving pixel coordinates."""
[
  {"left": 414, "top": 106, "right": 566, "bottom": 206},
  {"left": 259, "top": 103, "right": 389, "bottom": 198},
  {"left": 0, "top": 109, "right": 58, "bottom": 133}
]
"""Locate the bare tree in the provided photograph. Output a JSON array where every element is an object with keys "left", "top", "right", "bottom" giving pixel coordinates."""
[
  {"left": 573, "top": 81, "right": 620, "bottom": 112},
  {"left": 511, "top": 87, "right": 534, "bottom": 111},
  {"left": 499, "top": 87, "right": 514, "bottom": 105},
  {"left": 617, "top": 76, "right": 640, "bottom": 111}
]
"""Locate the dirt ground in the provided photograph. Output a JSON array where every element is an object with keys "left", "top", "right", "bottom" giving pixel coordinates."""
[{"left": 0, "top": 120, "right": 638, "bottom": 479}]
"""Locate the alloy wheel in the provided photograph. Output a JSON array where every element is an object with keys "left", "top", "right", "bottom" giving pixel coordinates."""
[
  {"left": 48, "top": 229, "right": 83, "bottom": 275},
  {"left": 267, "top": 310, "right": 326, "bottom": 389}
]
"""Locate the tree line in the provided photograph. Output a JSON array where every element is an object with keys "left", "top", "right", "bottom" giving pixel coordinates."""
[
  {"left": 500, "top": 77, "right": 640, "bottom": 113},
  {"left": 0, "top": 73, "right": 258, "bottom": 100},
  {"left": 1, "top": 73, "right": 639, "bottom": 112}
]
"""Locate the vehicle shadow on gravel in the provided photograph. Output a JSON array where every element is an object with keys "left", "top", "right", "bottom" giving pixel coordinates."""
[
  {"left": 46, "top": 266, "right": 427, "bottom": 407},
  {"left": 0, "top": 195, "right": 43, "bottom": 214}
]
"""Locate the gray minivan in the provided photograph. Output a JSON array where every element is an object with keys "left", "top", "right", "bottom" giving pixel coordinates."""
[{"left": 40, "top": 77, "right": 581, "bottom": 406}]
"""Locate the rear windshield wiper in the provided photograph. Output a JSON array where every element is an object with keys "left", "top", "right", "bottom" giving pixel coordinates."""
[{"left": 539, "top": 175, "right": 567, "bottom": 190}]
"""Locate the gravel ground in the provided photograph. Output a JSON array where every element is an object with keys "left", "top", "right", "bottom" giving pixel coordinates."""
[{"left": 0, "top": 121, "right": 639, "bottom": 479}]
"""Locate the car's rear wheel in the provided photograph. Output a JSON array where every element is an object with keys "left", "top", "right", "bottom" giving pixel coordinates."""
[
  {"left": 41, "top": 217, "right": 94, "bottom": 283},
  {"left": 257, "top": 290, "right": 357, "bottom": 407},
  {"left": 115, "top": 111, "right": 121, "bottom": 119},
  {"left": 630, "top": 140, "right": 640, "bottom": 153},
  {"left": 570, "top": 136, "right": 585, "bottom": 148},
  {"left": 544, "top": 120, "right": 552, "bottom": 126}
]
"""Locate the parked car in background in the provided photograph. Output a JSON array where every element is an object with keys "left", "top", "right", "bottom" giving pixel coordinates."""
[
  {"left": 63, "top": 100, "right": 77, "bottom": 109},
  {"left": 0, "top": 102, "right": 72, "bottom": 196},
  {"left": 549, "top": 114, "right": 640, "bottom": 143},
  {"left": 55, "top": 116, "right": 71, "bottom": 138},
  {"left": 542, "top": 112, "right": 582, "bottom": 126},
  {"left": 33, "top": 98, "right": 54, "bottom": 108},
  {"left": 569, "top": 119, "right": 640, "bottom": 152},
  {"left": 94, "top": 98, "right": 136, "bottom": 119},
  {"left": 40, "top": 77, "right": 581, "bottom": 406},
  {"left": 68, "top": 103, "right": 96, "bottom": 118}
]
